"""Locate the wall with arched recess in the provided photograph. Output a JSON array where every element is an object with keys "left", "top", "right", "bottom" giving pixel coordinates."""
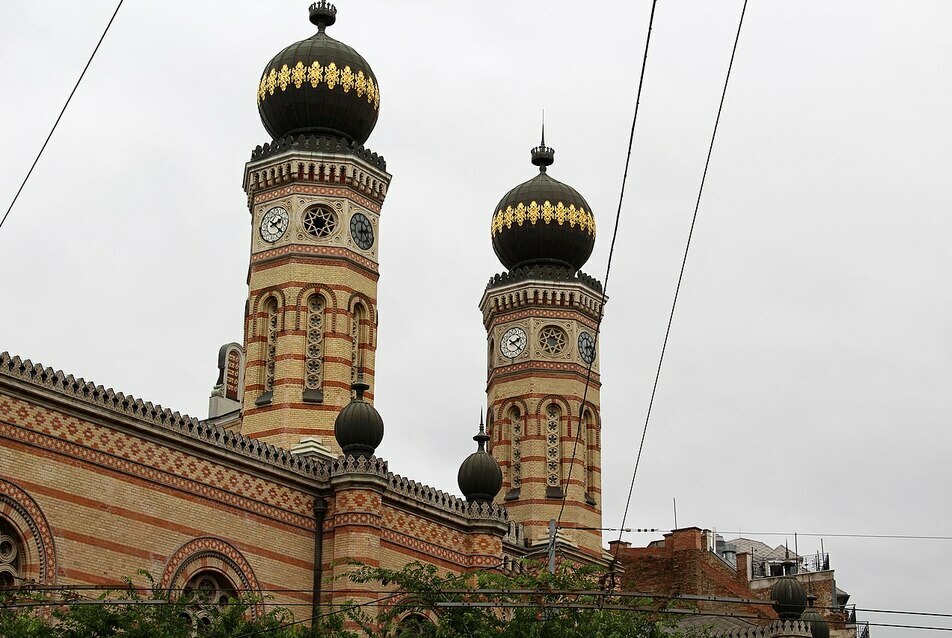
[
  {"left": 162, "top": 537, "right": 263, "bottom": 617},
  {"left": 0, "top": 477, "right": 56, "bottom": 585}
]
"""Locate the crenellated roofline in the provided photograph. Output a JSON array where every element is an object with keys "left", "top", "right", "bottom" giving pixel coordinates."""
[{"left": 0, "top": 351, "right": 521, "bottom": 530}]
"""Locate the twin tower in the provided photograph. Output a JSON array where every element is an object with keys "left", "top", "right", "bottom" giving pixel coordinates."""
[{"left": 229, "top": 3, "right": 606, "bottom": 561}]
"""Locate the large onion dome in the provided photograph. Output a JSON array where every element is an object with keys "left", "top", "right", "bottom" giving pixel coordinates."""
[
  {"left": 801, "top": 596, "right": 829, "bottom": 638},
  {"left": 256, "top": 2, "right": 380, "bottom": 144},
  {"left": 491, "top": 133, "right": 596, "bottom": 272},
  {"left": 771, "top": 574, "right": 807, "bottom": 620},
  {"left": 457, "top": 420, "right": 503, "bottom": 503},
  {"left": 334, "top": 380, "right": 383, "bottom": 457}
]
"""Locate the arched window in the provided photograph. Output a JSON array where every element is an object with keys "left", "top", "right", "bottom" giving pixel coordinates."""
[
  {"left": 257, "top": 298, "right": 279, "bottom": 406},
  {"left": 395, "top": 613, "right": 431, "bottom": 636},
  {"left": 545, "top": 403, "right": 563, "bottom": 498},
  {"left": 351, "top": 303, "right": 366, "bottom": 385},
  {"left": 507, "top": 406, "right": 522, "bottom": 500},
  {"left": 180, "top": 570, "right": 236, "bottom": 630},
  {"left": 0, "top": 520, "right": 23, "bottom": 589},
  {"left": 583, "top": 409, "right": 597, "bottom": 505},
  {"left": 303, "top": 294, "right": 325, "bottom": 403}
]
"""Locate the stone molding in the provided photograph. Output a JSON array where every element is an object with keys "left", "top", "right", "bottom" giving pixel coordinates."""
[
  {"left": 0, "top": 353, "right": 327, "bottom": 482},
  {"left": 160, "top": 536, "right": 263, "bottom": 618},
  {"left": 0, "top": 477, "right": 56, "bottom": 584}
]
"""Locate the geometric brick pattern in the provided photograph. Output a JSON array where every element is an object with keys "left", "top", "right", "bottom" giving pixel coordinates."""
[
  {"left": 0, "top": 353, "right": 324, "bottom": 481},
  {"left": 0, "top": 397, "right": 314, "bottom": 530}
]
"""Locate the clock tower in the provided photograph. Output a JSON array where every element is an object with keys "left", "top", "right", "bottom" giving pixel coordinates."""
[
  {"left": 480, "top": 138, "right": 606, "bottom": 561},
  {"left": 239, "top": 2, "right": 392, "bottom": 453}
]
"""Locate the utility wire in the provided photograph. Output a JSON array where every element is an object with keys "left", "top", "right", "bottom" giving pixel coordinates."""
[
  {"left": 555, "top": 0, "right": 660, "bottom": 532},
  {"left": 0, "top": 0, "right": 125, "bottom": 233},
  {"left": 616, "top": 0, "right": 749, "bottom": 539}
]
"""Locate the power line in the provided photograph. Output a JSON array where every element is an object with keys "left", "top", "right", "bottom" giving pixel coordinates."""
[
  {"left": 0, "top": 0, "right": 125, "bottom": 233},
  {"left": 555, "top": 0, "right": 660, "bottom": 532},
  {"left": 616, "top": 0, "right": 749, "bottom": 539}
]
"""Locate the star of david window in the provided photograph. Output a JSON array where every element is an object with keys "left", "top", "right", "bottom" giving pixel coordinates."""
[
  {"left": 539, "top": 326, "right": 568, "bottom": 355},
  {"left": 303, "top": 206, "right": 337, "bottom": 238}
]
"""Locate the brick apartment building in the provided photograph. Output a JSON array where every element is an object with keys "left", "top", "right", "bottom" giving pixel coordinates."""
[{"left": 611, "top": 527, "right": 859, "bottom": 637}]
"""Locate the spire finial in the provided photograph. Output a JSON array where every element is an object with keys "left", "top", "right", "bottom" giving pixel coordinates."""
[
  {"left": 351, "top": 374, "right": 369, "bottom": 400},
  {"left": 530, "top": 111, "right": 555, "bottom": 173},
  {"left": 473, "top": 412, "right": 490, "bottom": 452},
  {"left": 309, "top": 1, "right": 337, "bottom": 32}
]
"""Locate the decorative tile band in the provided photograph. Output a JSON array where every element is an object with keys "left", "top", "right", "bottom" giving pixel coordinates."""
[
  {"left": 491, "top": 201, "right": 596, "bottom": 237},
  {"left": 257, "top": 62, "right": 379, "bottom": 110}
]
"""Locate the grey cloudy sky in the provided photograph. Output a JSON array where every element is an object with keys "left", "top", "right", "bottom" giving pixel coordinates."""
[{"left": 2, "top": 1, "right": 951, "bottom": 635}]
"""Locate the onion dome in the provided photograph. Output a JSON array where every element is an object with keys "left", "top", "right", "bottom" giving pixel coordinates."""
[
  {"left": 457, "top": 418, "right": 503, "bottom": 503},
  {"left": 801, "top": 596, "right": 829, "bottom": 638},
  {"left": 490, "top": 131, "right": 596, "bottom": 272},
  {"left": 771, "top": 575, "right": 807, "bottom": 620},
  {"left": 256, "top": 2, "right": 380, "bottom": 144},
  {"left": 334, "top": 379, "right": 383, "bottom": 457}
]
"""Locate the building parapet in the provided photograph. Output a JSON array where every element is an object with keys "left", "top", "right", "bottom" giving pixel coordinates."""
[
  {"left": 721, "top": 620, "right": 811, "bottom": 638},
  {"left": 0, "top": 352, "right": 325, "bottom": 481},
  {"left": 330, "top": 455, "right": 510, "bottom": 524}
]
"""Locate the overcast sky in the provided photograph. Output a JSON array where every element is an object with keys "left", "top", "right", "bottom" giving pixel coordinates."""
[{"left": 2, "top": 1, "right": 951, "bottom": 635}]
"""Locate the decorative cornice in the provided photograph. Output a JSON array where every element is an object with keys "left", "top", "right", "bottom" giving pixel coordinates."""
[
  {"left": 258, "top": 62, "right": 379, "bottom": 111},
  {"left": 0, "top": 352, "right": 328, "bottom": 482},
  {"left": 250, "top": 134, "right": 386, "bottom": 171},
  {"left": 491, "top": 201, "right": 596, "bottom": 237},
  {"left": 480, "top": 268, "right": 605, "bottom": 326},
  {"left": 330, "top": 455, "right": 510, "bottom": 524},
  {"left": 487, "top": 266, "right": 602, "bottom": 293}
]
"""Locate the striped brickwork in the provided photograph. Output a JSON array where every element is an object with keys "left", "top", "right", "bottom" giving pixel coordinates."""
[
  {"left": 480, "top": 275, "right": 606, "bottom": 559},
  {"left": 240, "top": 149, "right": 392, "bottom": 452}
]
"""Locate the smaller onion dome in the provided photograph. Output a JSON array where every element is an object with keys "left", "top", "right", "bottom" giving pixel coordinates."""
[
  {"left": 334, "top": 379, "right": 383, "bottom": 457},
  {"left": 457, "top": 418, "right": 503, "bottom": 503},
  {"left": 771, "top": 574, "right": 807, "bottom": 620},
  {"left": 490, "top": 129, "right": 596, "bottom": 272},
  {"left": 801, "top": 595, "right": 829, "bottom": 638},
  {"left": 256, "top": 2, "right": 380, "bottom": 144}
]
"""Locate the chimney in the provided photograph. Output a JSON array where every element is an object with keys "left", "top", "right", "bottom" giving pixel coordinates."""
[{"left": 736, "top": 551, "right": 752, "bottom": 582}]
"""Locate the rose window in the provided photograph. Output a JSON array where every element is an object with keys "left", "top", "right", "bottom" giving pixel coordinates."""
[
  {"left": 539, "top": 326, "right": 567, "bottom": 355},
  {"left": 180, "top": 571, "right": 236, "bottom": 629},
  {"left": 0, "top": 522, "right": 22, "bottom": 589},
  {"left": 303, "top": 206, "right": 337, "bottom": 238}
]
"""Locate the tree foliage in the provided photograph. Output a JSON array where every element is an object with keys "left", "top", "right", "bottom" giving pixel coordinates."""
[
  {"left": 0, "top": 562, "right": 690, "bottom": 637},
  {"left": 344, "top": 560, "right": 679, "bottom": 638}
]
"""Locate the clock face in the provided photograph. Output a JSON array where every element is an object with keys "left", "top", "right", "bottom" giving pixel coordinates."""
[
  {"left": 259, "top": 206, "right": 289, "bottom": 243},
  {"left": 500, "top": 326, "right": 528, "bottom": 359},
  {"left": 578, "top": 331, "right": 596, "bottom": 364},
  {"left": 350, "top": 212, "right": 374, "bottom": 250}
]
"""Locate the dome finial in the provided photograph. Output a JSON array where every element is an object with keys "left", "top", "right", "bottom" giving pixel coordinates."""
[
  {"left": 458, "top": 411, "right": 503, "bottom": 503},
  {"left": 309, "top": 1, "right": 337, "bottom": 32},
  {"left": 531, "top": 111, "right": 555, "bottom": 173}
]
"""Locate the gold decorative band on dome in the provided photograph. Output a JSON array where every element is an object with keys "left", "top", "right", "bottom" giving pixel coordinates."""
[
  {"left": 257, "top": 61, "right": 379, "bottom": 110},
  {"left": 491, "top": 201, "right": 596, "bottom": 237}
]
